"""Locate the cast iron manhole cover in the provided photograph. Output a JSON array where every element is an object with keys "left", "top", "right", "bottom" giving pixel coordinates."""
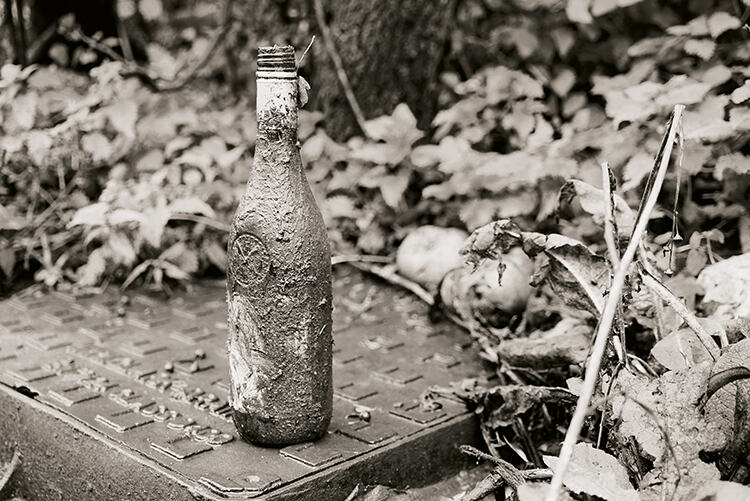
[{"left": 0, "top": 269, "right": 492, "bottom": 500}]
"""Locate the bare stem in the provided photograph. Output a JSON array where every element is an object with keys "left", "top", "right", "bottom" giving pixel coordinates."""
[
  {"left": 545, "top": 105, "right": 685, "bottom": 501},
  {"left": 348, "top": 262, "right": 434, "bottom": 305},
  {"left": 639, "top": 267, "right": 720, "bottom": 360}
]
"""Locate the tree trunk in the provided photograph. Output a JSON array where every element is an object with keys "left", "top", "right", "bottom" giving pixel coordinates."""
[{"left": 312, "top": 0, "right": 455, "bottom": 140}]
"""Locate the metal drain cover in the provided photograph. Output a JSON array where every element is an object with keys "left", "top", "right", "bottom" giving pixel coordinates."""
[{"left": 0, "top": 269, "right": 491, "bottom": 500}]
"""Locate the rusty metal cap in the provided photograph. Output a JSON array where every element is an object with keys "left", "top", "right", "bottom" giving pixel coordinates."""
[{"left": 257, "top": 45, "right": 296, "bottom": 73}]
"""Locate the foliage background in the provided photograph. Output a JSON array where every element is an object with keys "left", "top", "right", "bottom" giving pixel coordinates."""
[{"left": 0, "top": 0, "right": 749, "bottom": 293}]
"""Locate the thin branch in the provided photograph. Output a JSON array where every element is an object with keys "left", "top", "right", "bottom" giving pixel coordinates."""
[
  {"left": 639, "top": 267, "right": 720, "bottom": 360},
  {"left": 348, "top": 261, "right": 434, "bottom": 305},
  {"left": 330, "top": 254, "right": 393, "bottom": 265},
  {"left": 4, "top": 0, "right": 20, "bottom": 64},
  {"left": 313, "top": 0, "right": 370, "bottom": 137},
  {"left": 14, "top": 0, "right": 26, "bottom": 66},
  {"left": 155, "top": 0, "right": 234, "bottom": 92},
  {"left": 545, "top": 105, "right": 685, "bottom": 501},
  {"left": 67, "top": 0, "right": 234, "bottom": 92},
  {"left": 116, "top": 16, "right": 135, "bottom": 62}
]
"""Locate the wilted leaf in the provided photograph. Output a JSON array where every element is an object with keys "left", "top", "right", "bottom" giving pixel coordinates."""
[
  {"left": 534, "top": 234, "right": 610, "bottom": 315},
  {"left": 483, "top": 385, "right": 577, "bottom": 428},
  {"left": 611, "top": 365, "right": 726, "bottom": 498},
  {"left": 544, "top": 443, "right": 639, "bottom": 501},
  {"left": 494, "top": 317, "right": 592, "bottom": 368}
]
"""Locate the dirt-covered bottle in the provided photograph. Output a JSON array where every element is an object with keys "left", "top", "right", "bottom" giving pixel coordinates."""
[{"left": 226, "top": 45, "right": 333, "bottom": 445}]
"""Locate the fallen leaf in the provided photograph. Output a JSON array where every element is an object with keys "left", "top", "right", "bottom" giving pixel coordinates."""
[{"left": 544, "top": 443, "right": 639, "bottom": 501}]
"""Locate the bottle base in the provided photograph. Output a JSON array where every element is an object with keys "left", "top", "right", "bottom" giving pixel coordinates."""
[{"left": 232, "top": 409, "right": 329, "bottom": 446}]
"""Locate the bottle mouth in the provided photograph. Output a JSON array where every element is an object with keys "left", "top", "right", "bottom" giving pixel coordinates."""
[{"left": 257, "top": 45, "right": 297, "bottom": 73}]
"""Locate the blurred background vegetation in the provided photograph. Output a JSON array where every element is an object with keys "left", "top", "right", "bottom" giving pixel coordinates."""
[{"left": 0, "top": 0, "right": 748, "bottom": 295}]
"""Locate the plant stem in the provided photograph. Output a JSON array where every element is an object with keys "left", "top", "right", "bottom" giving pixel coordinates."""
[
  {"left": 545, "top": 105, "right": 684, "bottom": 501},
  {"left": 639, "top": 267, "right": 720, "bottom": 359}
]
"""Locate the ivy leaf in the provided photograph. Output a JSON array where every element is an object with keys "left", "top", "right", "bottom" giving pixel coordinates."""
[
  {"left": 159, "top": 241, "right": 198, "bottom": 275},
  {"left": 76, "top": 247, "right": 108, "bottom": 286},
  {"left": 566, "top": 0, "right": 593, "bottom": 23},
  {"left": 714, "top": 153, "right": 750, "bottom": 180},
  {"left": 102, "top": 99, "right": 138, "bottom": 139},
  {"left": 81, "top": 132, "right": 113, "bottom": 163},
  {"left": 707, "top": 11, "right": 741, "bottom": 39},
  {"left": 558, "top": 179, "right": 635, "bottom": 235},
  {"left": 68, "top": 203, "right": 109, "bottom": 227},
  {"left": 684, "top": 39, "right": 716, "bottom": 60},
  {"left": 139, "top": 201, "right": 170, "bottom": 248},
  {"left": 730, "top": 80, "right": 750, "bottom": 104},
  {"left": 168, "top": 196, "right": 216, "bottom": 218}
]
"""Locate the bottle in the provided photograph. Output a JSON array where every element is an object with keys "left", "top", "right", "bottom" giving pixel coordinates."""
[{"left": 226, "top": 45, "right": 333, "bottom": 446}]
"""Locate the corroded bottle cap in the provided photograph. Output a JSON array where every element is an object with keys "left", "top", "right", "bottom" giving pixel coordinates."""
[{"left": 257, "top": 45, "right": 296, "bottom": 76}]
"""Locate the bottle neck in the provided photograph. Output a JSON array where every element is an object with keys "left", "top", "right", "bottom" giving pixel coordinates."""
[{"left": 256, "top": 75, "right": 298, "bottom": 143}]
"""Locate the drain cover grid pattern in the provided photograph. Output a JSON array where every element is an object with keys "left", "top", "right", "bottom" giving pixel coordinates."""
[{"left": 0, "top": 272, "right": 490, "bottom": 499}]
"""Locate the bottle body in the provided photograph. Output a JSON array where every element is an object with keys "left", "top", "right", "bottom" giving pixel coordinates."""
[{"left": 227, "top": 46, "right": 332, "bottom": 445}]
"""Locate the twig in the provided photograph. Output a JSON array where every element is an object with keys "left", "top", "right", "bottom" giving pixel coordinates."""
[
  {"left": 639, "top": 266, "right": 720, "bottom": 360},
  {"left": 348, "top": 262, "right": 434, "bottom": 305},
  {"left": 460, "top": 445, "right": 553, "bottom": 501},
  {"left": 4, "top": 0, "right": 20, "bottom": 64},
  {"left": 343, "top": 484, "right": 361, "bottom": 501},
  {"left": 155, "top": 0, "right": 234, "bottom": 92},
  {"left": 331, "top": 254, "right": 392, "bottom": 265},
  {"left": 25, "top": 18, "right": 58, "bottom": 63},
  {"left": 298, "top": 35, "right": 316, "bottom": 66},
  {"left": 116, "top": 16, "right": 135, "bottom": 62},
  {"left": 14, "top": 0, "right": 26, "bottom": 66},
  {"left": 313, "top": 0, "right": 370, "bottom": 137},
  {"left": 545, "top": 105, "right": 685, "bottom": 501},
  {"left": 68, "top": 0, "right": 234, "bottom": 92}
]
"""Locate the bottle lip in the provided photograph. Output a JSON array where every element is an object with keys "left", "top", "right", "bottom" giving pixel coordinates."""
[{"left": 257, "top": 45, "right": 297, "bottom": 73}]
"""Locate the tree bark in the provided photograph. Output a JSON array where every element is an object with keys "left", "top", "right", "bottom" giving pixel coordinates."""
[{"left": 312, "top": 0, "right": 455, "bottom": 140}]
